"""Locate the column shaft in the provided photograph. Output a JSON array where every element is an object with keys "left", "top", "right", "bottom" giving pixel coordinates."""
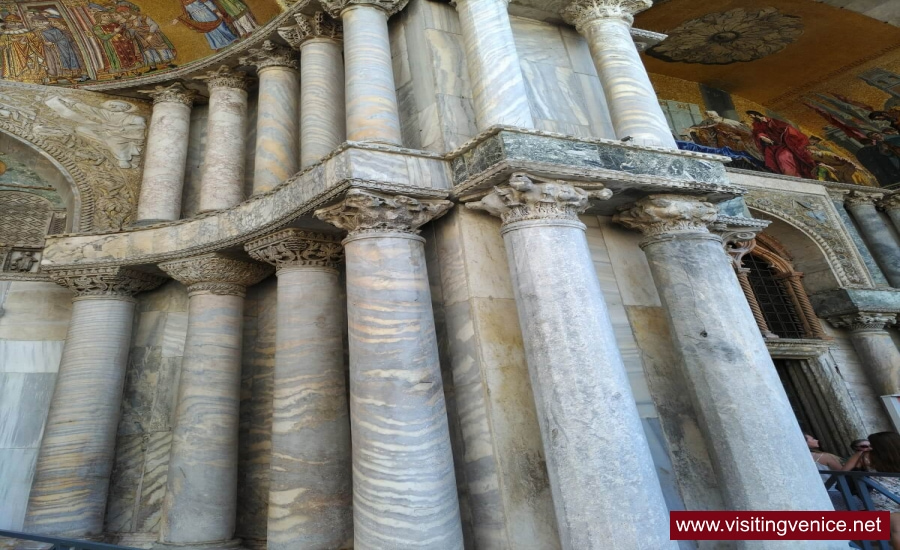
[
  {"left": 886, "top": 208, "right": 900, "bottom": 235},
  {"left": 850, "top": 329, "right": 900, "bottom": 396},
  {"left": 253, "top": 66, "right": 300, "bottom": 194},
  {"left": 455, "top": 0, "right": 535, "bottom": 129},
  {"left": 137, "top": 99, "right": 192, "bottom": 223},
  {"left": 341, "top": 5, "right": 403, "bottom": 144},
  {"left": 847, "top": 200, "right": 900, "bottom": 286},
  {"left": 198, "top": 72, "right": 249, "bottom": 212},
  {"left": 300, "top": 39, "right": 346, "bottom": 167}
]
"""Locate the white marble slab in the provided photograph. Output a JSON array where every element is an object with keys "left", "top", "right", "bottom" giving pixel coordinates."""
[
  {"left": 0, "top": 340, "right": 64, "bottom": 373},
  {"left": 0, "top": 372, "right": 56, "bottom": 448},
  {"left": 0, "top": 447, "right": 38, "bottom": 530},
  {"left": 162, "top": 312, "right": 188, "bottom": 359}
]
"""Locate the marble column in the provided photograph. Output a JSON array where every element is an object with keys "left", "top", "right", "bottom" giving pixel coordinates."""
[
  {"left": 194, "top": 66, "right": 251, "bottom": 212},
  {"left": 878, "top": 193, "right": 900, "bottom": 236},
  {"left": 562, "top": 0, "right": 676, "bottom": 148},
  {"left": 453, "top": 0, "right": 535, "bottom": 130},
  {"left": 136, "top": 83, "right": 197, "bottom": 224},
  {"left": 240, "top": 42, "right": 300, "bottom": 195},
  {"left": 279, "top": 12, "right": 347, "bottom": 168},
  {"left": 244, "top": 230, "right": 352, "bottom": 550},
  {"left": 615, "top": 196, "right": 843, "bottom": 537},
  {"left": 828, "top": 312, "right": 900, "bottom": 397},
  {"left": 845, "top": 191, "right": 900, "bottom": 287},
  {"left": 466, "top": 174, "right": 675, "bottom": 550},
  {"left": 323, "top": 0, "right": 405, "bottom": 145},
  {"left": 24, "top": 268, "right": 163, "bottom": 539},
  {"left": 315, "top": 189, "right": 463, "bottom": 550},
  {"left": 156, "top": 254, "right": 271, "bottom": 550}
]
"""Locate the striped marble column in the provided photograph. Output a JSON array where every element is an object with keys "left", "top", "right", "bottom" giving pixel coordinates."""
[
  {"left": 279, "top": 12, "right": 347, "bottom": 168},
  {"left": 879, "top": 194, "right": 900, "bottom": 235},
  {"left": 194, "top": 66, "right": 251, "bottom": 212},
  {"left": 240, "top": 42, "right": 300, "bottom": 195},
  {"left": 24, "top": 268, "right": 163, "bottom": 539},
  {"left": 136, "top": 83, "right": 197, "bottom": 224},
  {"left": 453, "top": 0, "right": 535, "bottom": 130},
  {"left": 245, "top": 229, "right": 353, "bottom": 550},
  {"left": 845, "top": 191, "right": 900, "bottom": 287},
  {"left": 157, "top": 254, "right": 271, "bottom": 550},
  {"left": 315, "top": 189, "right": 463, "bottom": 550},
  {"left": 828, "top": 312, "right": 900, "bottom": 396},
  {"left": 323, "top": 0, "right": 406, "bottom": 145},
  {"left": 562, "top": 0, "right": 676, "bottom": 148}
]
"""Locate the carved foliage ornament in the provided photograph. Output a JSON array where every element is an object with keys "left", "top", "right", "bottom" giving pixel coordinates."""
[
  {"left": 138, "top": 82, "right": 197, "bottom": 107},
  {"left": 159, "top": 254, "right": 272, "bottom": 297},
  {"left": 844, "top": 191, "right": 884, "bottom": 208},
  {"left": 878, "top": 194, "right": 900, "bottom": 212},
  {"left": 194, "top": 66, "right": 252, "bottom": 91},
  {"left": 466, "top": 173, "right": 612, "bottom": 226},
  {"left": 614, "top": 194, "right": 718, "bottom": 237},
  {"left": 239, "top": 40, "right": 299, "bottom": 71},
  {"left": 561, "top": 0, "right": 653, "bottom": 28},
  {"left": 315, "top": 189, "right": 452, "bottom": 236},
  {"left": 278, "top": 12, "right": 343, "bottom": 49},
  {"left": 319, "top": 0, "right": 410, "bottom": 18},
  {"left": 245, "top": 229, "right": 344, "bottom": 270},
  {"left": 827, "top": 312, "right": 897, "bottom": 332},
  {"left": 49, "top": 266, "right": 164, "bottom": 297}
]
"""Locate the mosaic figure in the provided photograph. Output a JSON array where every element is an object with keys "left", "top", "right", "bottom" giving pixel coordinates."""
[{"left": 176, "top": 0, "right": 238, "bottom": 51}]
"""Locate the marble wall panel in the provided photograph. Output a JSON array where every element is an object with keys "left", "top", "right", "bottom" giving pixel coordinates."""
[
  {"left": 0, "top": 373, "right": 55, "bottom": 449},
  {"left": 509, "top": 16, "right": 571, "bottom": 67},
  {"left": 0, "top": 448, "right": 38, "bottom": 530},
  {"left": 597, "top": 216, "right": 662, "bottom": 307},
  {"left": 0, "top": 340, "right": 64, "bottom": 373},
  {"left": 425, "top": 29, "right": 472, "bottom": 100},
  {"left": 0, "top": 282, "right": 72, "bottom": 341}
]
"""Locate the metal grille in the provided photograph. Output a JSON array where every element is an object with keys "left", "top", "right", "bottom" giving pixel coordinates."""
[{"left": 743, "top": 254, "right": 807, "bottom": 339}]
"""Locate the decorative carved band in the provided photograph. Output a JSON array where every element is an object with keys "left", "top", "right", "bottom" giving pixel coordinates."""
[
  {"left": 239, "top": 40, "right": 299, "bottom": 71},
  {"left": 279, "top": 12, "right": 343, "bottom": 49},
  {"left": 48, "top": 266, "right": 164, "bottom": 297},
  {"left": 320, "top": 0, "right": 410, "bottom": 18},
  {"left": 193, "top": 65, "right": 252, "bottom": 91},
  {"left": 159, "top": 254, "right": 272, "bottom": 297},
  {"left": 314, "top": 189, "right": 452, "bottom": 237},
  {"left": 844, "top": 191, "right": 884, "bottom": 208},
  {"left": 138, "top": 82, "right": 197, "bottom": 107},
  {"left": 245, "top": 229, "right": 344, "bottom": 270},
  {"left": 827, "top": 312, "right": 897, "bottom": 332},
  {"left": 561, "top": 0, "right": 653, "bottom": 29},
  {"left": 878, "top": 194, "right": 900, "bottom": 213},
  {"left": 614, "top": 194, "right": 718, "bottom": 237},
  {"left": 465, "top": 173, "right": 612, "bottom": 226}
]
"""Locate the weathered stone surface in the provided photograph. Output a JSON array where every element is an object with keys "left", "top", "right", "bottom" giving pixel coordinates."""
[{"left": 844, "top": 194, "right": 900, "bottom": 287}]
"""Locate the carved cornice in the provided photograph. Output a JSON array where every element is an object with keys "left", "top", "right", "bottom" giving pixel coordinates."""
[
  {"left": 878, "top": 194, "right": 900, "bottom": 212},
  {"left": 239, "top": 40, "right": 299, "bottom": 71},
  {"left": 315, "top": 189, "right": 452, "bottom": 237},
  {"left": 193, "top": 66, "right": 252, "bottom": 92},
  {"left": 245, "top": 229, "right": 343, "bottom": 271},
  {"left": 827, "top": 312, "right": 897, "bottom": 332},
  {"left": 47, "top": 266, "right": 163, "bottom": 298},
  {"left": 138, "top": 83, "right": 197, "bottom": 107},
  {"left": 159, "top": 254, "right": 272, "bottom": 297},
  {"left": 320, "top": 0, "right": 409, "bottom": 19},
  {"left": 614, "top": 194, "right": 718, "bottom": 238},
  {"left": 278, "top": 12, "right": 343, "bottom": 49},
  {"left": 465, "top": 173, "right": 612, "bottom": 226},
  {"left": 844, "top": 191, "right": 884, "bottom": 208},
  {"left": 561, "top": 0, "right": 653, "bottom": 29}
]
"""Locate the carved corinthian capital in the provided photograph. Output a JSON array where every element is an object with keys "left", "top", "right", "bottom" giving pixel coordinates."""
[
  {"left": 194, "top": 65, "right": 252, "bottom": 91},
  {"left": 614, "top": 194, "right": 718, "bottom": 238},
  {"left": 138, "top": 82, "right": 197, "bottom": 107},
  {"left": 320, "top": 0, "right": 409, "bottom": 19},
  {"left": 562, "top": 0, "right": 653, "bottom": 29},
  {"left": 878, "top": 193, "right": 900, "bottom": 212},
  {"left": 245, "top": 229, "right": 344, "bottom": 271},
  {"left": 48, "top": 266, "right": 165, "bottom": 298},
  {"left": 239, "top": 40, "right": 299, "bottom": 71},
  {"left": 844, "top": 190, "right": 884, "bottom": 208},
  {"left": 827, "top": 312, "right": 897, "bottom": 332},
  {"left": 278, "top": 12, "right": 343, "bottom": 50},
  {"left": 466, "top": 173, "right": 612, "bottom": 226},
  {"left": 315, "top": 189, "right": 452, "bottom": 237},
  {"left": 159, "top": 254, "right": 272, "bottom": 297}
]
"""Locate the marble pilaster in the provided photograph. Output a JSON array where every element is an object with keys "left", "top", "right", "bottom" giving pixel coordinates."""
[
  {"left": 244, "top": 230, "right": 353, "bottom": 550},
  {"left": 136, "top": 83, "right": 197, "bottom": 224},
  {"left": 561, "top": 0, "right": 676, "bottom": 148},
  {"left": 453, "top": 0, "right": 535, "bottom": 130},
  {"left": 828, "top": 312, "right": 900, "bottom": 397},
  {"left": 315, "top": 189, "right": 463, "bottom": 550},
  {"left": 845, "top": 191, "right": 900, "bottom": 287},
  {"left": 878, "top": 193, "right": 900, "bottom": 237},
  {"left": 280, "top": 12, "right": 346, "bottom": 169},
  {"left": 194, "top": 67, "right": 252, "bottom": 212},
  {"left": 24, "top": 268, "right": 163, "bottom": 539},
  {"left": 615, "top": 196, "right": 843, "bottom": 543},
  {"left": 156, "top": 254, "right": 271, "bottom": 550},
  {"left": 240, "top": 42, "right": 300, "bottom": 195},
  {"left": 322, "top": 0, "right": 406, "bottom": 145},
  {"left": 466, "top": 174, "right": 675, "bottom": 550}
]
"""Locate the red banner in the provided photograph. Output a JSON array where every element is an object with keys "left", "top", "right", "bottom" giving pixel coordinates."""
[{"left": 671, "top": 511, "right": 890, "bottom": 540}]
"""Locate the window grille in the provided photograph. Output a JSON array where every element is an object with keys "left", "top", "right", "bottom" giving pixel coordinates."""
[{"left": 743, "top": 253, "right": 807, "bottom": 339}]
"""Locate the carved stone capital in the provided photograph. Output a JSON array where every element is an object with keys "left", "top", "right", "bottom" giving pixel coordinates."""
[
  {"left": 320, "top": 0, "right": 409, "bottom": 18},
  {"left": 614, "top": 194, "right": 718, "bottom": 238},
  {"left": 465, "top": 173, "right": 612, "bottom": 226},
  {"left": 314, "top": 189, "right": 452, "bottom": 237},
  {"left": 827, "top": 312, "right": 897, "bottom": 332},
  {"left": 239, "top": 40, "right": 299, "bottom": 71},
  {"left": 138, "top": 82, "right": 197, "bottom": 107},
  {"left": 193, "top": 65, "right": 252, "bottom": 92},
  {"left": 562, "top": 0, "right": 653, "bottom": 29},
  {"left": 278, "top": 12, "right": 343, "bottom": 49},
  {"left": 48, "top": 266, "right": 164, "bottom": 298},
  {"left": 245, "top": 229, "right": 344, "bottom": 271},
  {"left": 878, "top": 193, "right": 900, "bottom": 212},
  {"left": 709, "top": 215, "right": 771, "bottom": 269},
  {"left": 826, "top": 188, "right": 849, "bottom": 203},
  {"left": 159, "top": 254, "right": 272, "bottom": 297},
  {"left": 844, "top": 191, "right": 884, "bottom": 208},
  {"left": 449, "top": 0, "right": 511, "bottom": 8}
]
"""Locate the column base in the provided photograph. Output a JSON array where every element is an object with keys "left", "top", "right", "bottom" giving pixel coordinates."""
[{"left": 154, "top": 539, "right": 246, "bottom": 550}]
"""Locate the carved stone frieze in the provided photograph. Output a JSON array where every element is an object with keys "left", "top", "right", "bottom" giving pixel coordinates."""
[
  {"left": 827, "top": 312, "right": 897, "bottom": 332},
  {"left": 465, "top": 173, "right": 612, "bottom": 226},
  {"left": 614, "top": 194, "right": 718, "bottom": 237},
  {"left": 245, "top": 229, "right": 344, "bottom": 270},
  {"left": 138, "top": 83, "right": 197, "bottom": 107},
  {"left": 194, "top": 66, "right": 252, "bottom": 92},
  {"left": 278, "top": 12, "right": 343, "bottom": 49},
  {"left": 844, "top": 191, "right": 884, "bottom": 208},
  {"left": 319, "top": 0, "right": 410, "bottom": 18},
  {"left": 48, "top": 266, "right": 164, "bottom": 297},
  {"left": 159, "top": 254, "right": 272, "bottom": 297},
  {"left": 315, "top": 189, "right": 452, "bottom": 236},
  {"left": 561, "top": 0, "right": 653, "bottom": 29},
  {"left": 239, "top": 40, "right": 299, "bottom": 71},
  {"left": 878, "top": 194, "right": 900, "bottom": 212}
]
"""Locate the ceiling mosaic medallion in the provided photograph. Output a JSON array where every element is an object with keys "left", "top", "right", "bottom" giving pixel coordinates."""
[{"left": 648, "top": 7, "right": 803, "bottom": 65}]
